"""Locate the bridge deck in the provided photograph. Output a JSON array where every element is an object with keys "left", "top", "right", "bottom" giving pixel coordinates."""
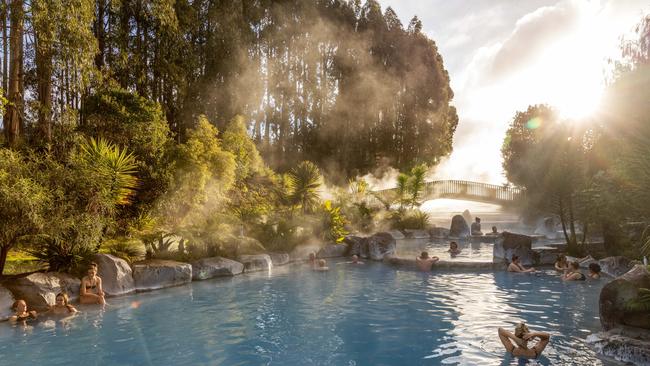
[{"left": 374, "top": 180, "right": 524, "bottom": 205}]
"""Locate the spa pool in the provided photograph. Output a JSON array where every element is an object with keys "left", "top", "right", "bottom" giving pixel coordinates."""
[{"left": 0, "top": 262, "right": 614, "bottom": 365}]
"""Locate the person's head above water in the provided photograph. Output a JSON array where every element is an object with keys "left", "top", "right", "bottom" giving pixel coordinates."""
[
  {"left": 318, "top": 259, "right": 327, "bottom": 267},
  {"left": 449, "top": 242, "right": 458, "bottom": 250},
  {"left": 12, "top": 299, "right": 27, "bottom": 313},
  {"left": 569, "top": 261, "right": 580, "bottom": 270},
  {"left": 492, "top": 226, "right": 498, "bottom": 233},
  {"left": 87, "top": 262, "right": 98, "bottom": 277},
  {"left": 420, "top": 251, "right": 429, "bottom": 259},
  {"left": 475, "top": 217, "right": 481, "bottom": 223},
  {"left": 352, "top": 255, "right": 359, "bottom": 263},
  {"left": 511, "top": 255, "right": 520, "bottom": 264},
  {"left": 588, "top": 262, "right": 601, "bottom": 274},
  {"left": 55, "top": 292, "right": 69, "bottom": 306},
  {"left": 514, "top": 322, "right": 530, "bottom": 339}
]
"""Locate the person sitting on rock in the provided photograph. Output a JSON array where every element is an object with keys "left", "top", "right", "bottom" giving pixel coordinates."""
[
  {"left": 47, "top": 292, "right": 78, "bottom": 316},
  {"left": 80, "top": 262, "right": 106, "bottom": 305},
  {"left": 448, "top": 241, "right": 461, "bottom": 256},
  {"left": 507, "top": 255, "right": 535, "bottom": 273},
  {"left": 314, "top": 259, "right": 330, "bottom": 271},
  {"left": 471, "top": 217, "right": 483, "bottom": 235},
  {"left": 554, "top": 255, "right": 569, "bottom": 273},
  {"left": 588, "top": 263, "right": 602, "bottom": 279},
  {"left": 416, "top": 251, "right": 440, "bottom": 271},
  {"left": 9, "top": 300, "right": 38, "bottom": 323},
  {"left": 563, "top": 261, "right": 586, "bottom": 281},
  {"left": 498, "top": 322, "right": 550, "bottom": 359}
]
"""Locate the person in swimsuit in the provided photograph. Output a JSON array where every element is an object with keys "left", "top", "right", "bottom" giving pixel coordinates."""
[
  {"left": 507, "top": 255, "right": 535, "bottom": 273},
  {"left": 80, "top": 262, "right": 106, "bottom": 305},
  {"left": 588, "top": 263, "right": 602, "bottom": 279},
  {"left": 350, "top": 255, "right": 364, "bottom": 264},
  {"left": 554, "top": 255, "right": 569, "bottom": 273},
  {"left": 498, "top": 322, "right": 550, "bottom": 359},
  {"left": 563, "top": 261, "right": 586, "bottom": 281},
  {"left": 448, "top": 241, "right": 461, "bottom": 256},
  {"left": 416, "top": 251, "right": 440, "bottom": 271},
  {"left": 47, "top": 293, "right": 78, "bottom": 315},
  {"left": 313, "top": 259, "right": 329, "bottom": 271},
  {"left": 8, "top": 300, "right": 38, "bottom": 323}
]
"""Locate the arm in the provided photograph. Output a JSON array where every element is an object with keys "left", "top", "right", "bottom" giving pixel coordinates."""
[
  {"left": 80, "top": 278, "right": 87, "bottom": 296},
  {"left": 508, "top": 263, "right": 522, "bottom": 272},
  {"left": 97, "top": 277, "right": 104, "bottom": 296}
]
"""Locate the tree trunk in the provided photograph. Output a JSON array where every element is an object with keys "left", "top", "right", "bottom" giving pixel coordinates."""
[
  {"left": 3, "top": 0, "right": 23, "bottom": 147},
  {"left": 34, "top": 21, "right": 53, "bottom": 144},
  {"left": 1, "top": 0, "right": 7, "bottom": 94},
  {"left": 0, "top": 244, "right": 9, "bottom": 276},
  {"left": 94, "top": 0, "right": 105, "bottom": 68}
]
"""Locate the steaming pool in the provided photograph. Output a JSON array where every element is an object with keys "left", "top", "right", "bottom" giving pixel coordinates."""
[{"left": 0, "top": 261, "right": 615, "bottom": 366}]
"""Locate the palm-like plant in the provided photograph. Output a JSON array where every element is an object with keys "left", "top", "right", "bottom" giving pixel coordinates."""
[
  {"left": 79, "top": 137, "right": 138, "bottom": 207},
  {"left": 287, "top": 161, "right": 323, "bottom": 214},
  {"left": 409, "top": 164, "right": 427, "bottom": 208},
  {"left": 396, "top": 173, "right": 409, "bottom": 209}
]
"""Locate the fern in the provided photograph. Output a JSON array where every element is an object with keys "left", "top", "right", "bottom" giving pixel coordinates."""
[{"left": 625, "top": 288, "right": 650, "bottom": 312}]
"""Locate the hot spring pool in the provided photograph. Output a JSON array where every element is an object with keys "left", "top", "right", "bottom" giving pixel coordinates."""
[
  {"left": 396, "top": 238, "right": 496, "bottom": 262},
  {"left": 0, "top": 262, "right": 614, "bottom": 365}
]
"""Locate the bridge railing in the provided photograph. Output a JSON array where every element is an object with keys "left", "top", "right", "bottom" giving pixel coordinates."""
[{"left": 374, "top": 180, "right": 524, "bottom": 204}]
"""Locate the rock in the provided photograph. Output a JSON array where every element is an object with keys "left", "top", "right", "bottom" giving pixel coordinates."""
[
  {"left": 387, "top": 230, "right": 406, "bottom": 240},
  {"left": 429, "top": 227, "right": 450, "bottom": 238},
  {"left": 289, "top": 243, "right": 321, "bottom": 262},
  {"left": 600, "top": 265, "right": 650, "bottom": 331},
  {"left": 3, "top": 272, "right": 81, "bottom": 311},
  {"left": 317, "top": 244, "right": 348, "bottom": 258},
  {"left": 344, "top": 236, "right": 367, "bottom": 257},
  {"left": 190, "top": 257, "right": 244, "bottom": 280},
  {"left": 599, "top": 256, "right": 635, "bottom": 278},
  {"left": 493, "top": 232, "right": 534, "bottom": 266},
  {"left": 367, "top": 232, "right": 396, "bottom": 261},
  {"left": 93, "top": 254, "right": 135, "bottom": 297},
  {"left": 269, "top": 253, "right": 290, "bottom": 266},
  {"left": 0, "top": 285, "right": 15, "bottom": 321},
  {"left": 589, "top": 327, "right": 650, "bottom": 365},
  {"left": 534, "top": 246, "right": 563, "bottom": 265},
  {"left": 238, "top": 254, "right": 272, "bottom": 272},
  {"left": 132, "top": 260, "right": 192, "bottom": 291},
  {"left": 449, "top": 215, "right": 470, "bottom": 238},
  {"left": 383, "top": 257, "right": 502, "bottom": 271},
  {"left": 462, "top": 210, "right": 473, "bottom": 225},
  {"left": 403, "top": 230, "right": 428, "bottom": 239}
]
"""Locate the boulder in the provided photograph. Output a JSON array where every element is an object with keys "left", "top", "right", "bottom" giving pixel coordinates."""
[
  {"left": 0, "top": 284, "right": 15, "bottom": 321},
  {"left": 132, "top": 260, "right": 192, "bottom": 291},
  {"left": 93, "top": 254, "right": 135, "bottom": 297},
  {"left": 449, "top": 215, "right": 470, "bottom": 238},
  {"left": 191, "top": 257, "right": 244, "bottom": 280},
  {"left": 238, "top": 254, "right": 272, "bottom": 272},
  {"left": 3, "top": 272, "right": 81, "bottom": 311},
  {"left": 269, "top": 253, "right": 291, "bottom": 266},
  {"left": 588, "top": 327, "right": 650, "bottom": 365},
  {"left": 403, "top": 230, "right": 428, "bottom": 239},
  {"left": 493, "top": 232, "right": 534, "bottom": 266},
  {"left": 367, "top": 232, "right": 396, "bottom": 261},
  {"left": 429, "top": 227, "right": 450, "bottom": 238},
  {"left": 345, "top": 236, "right": 368, "bottom": 258},
  {"left": 317, "top": 244, "right": 348, "bottom": 258},
  {"left": 289, "top": 243, "right": 321, "bottom": 262},
  {"left": 600, "top": 265, "right": 650, "bottom": 331},
  {"left": 599, "top": 256, "right": 635, "bottom": 278},
  {"left": 387, "top": 230, "right": 406, "bottom": 240}
]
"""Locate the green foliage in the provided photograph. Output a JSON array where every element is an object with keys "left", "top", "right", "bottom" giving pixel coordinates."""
[
  {"left": 103, "top": 238, "right": 145, "bottom": 264},
  {"left": 318, "top": 200, "right": 348, "bottom": 243},
  {"left": 624, "top": 288, "right": 650, "bottom": 312},
  {"left": 250, "top": 217, "right": 303, "bottom": 253},
  {"left": 221, "top": 115, "right": 264, "bottom": 182},
  {"left": 28, "top": 235, "right": 97, "bottom": 274},
  {"left": 78, "top": 137, "right": 139, "bottom": 207},
  {"left": 408, "top": 164, "right": 428, "bottom": 207},
  {"left": 388, "top": 209, "right": 431, "bottom": 230},
  {"left": 286, "top": 161, "right": 323, "bottom": 214},
  {"left": 0, "top": 149, "right": 51, "bottom": 275}
]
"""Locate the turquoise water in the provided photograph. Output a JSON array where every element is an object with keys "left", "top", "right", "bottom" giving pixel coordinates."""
[{"left": 0, "top": 262, "right": 614, "bottom": 365}]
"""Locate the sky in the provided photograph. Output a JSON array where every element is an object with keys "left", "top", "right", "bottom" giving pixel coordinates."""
[{"left": 377, "top": 0, "right": 649, "bottom": 184}]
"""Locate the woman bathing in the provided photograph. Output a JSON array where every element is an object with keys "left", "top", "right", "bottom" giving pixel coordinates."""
[
  {"left": 80, "top": 263, "right": 106, "bottom": 305},
  {"left": 554, "top": 255, "right": 569, "bottom": 273},
  {"left": 498, "top": 323, "right": 550, "bottom": 359},
  {"left": 507, "top": 255, "right": 535, "bottom": 273},
  {"left": 563, "top": 261, "right": 586, "bottom": 281},
  {"left": 9, "top": 300, "right": 38, "bottom": 323},
  {"left": 588, "top": 263, "right": 602, "bottom": 279},
  {"left": 47, "top": 293, "right": 78, "bottom": 315},
  {"left": 448, "top": 242, "right": 461, "bottom": 256}
]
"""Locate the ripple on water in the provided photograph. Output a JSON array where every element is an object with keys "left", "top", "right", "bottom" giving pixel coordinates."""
[{"left": 0, "top": 261, "right": 616, "bottom": 366}]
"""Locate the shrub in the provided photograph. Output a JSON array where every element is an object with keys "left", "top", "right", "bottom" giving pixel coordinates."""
[
  {"left": 103, "top": 238, "right": 145, "bottom": 264},
  {"left": 28, "top": 235, "right": 97, "bottom": 275}
]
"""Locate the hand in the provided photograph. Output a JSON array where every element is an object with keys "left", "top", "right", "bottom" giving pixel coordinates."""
[{"left": 522, "top": 333, "right": 535, "bottom": 341}]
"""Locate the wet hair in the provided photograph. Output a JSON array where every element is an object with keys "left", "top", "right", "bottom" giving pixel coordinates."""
[
  {"left": 556, "top": 254, "right": 567, "bottom": 263},
  {"left": 476, "top": 217, "right": 481, "bottom": 222},
  {"left": 450, "top": 241, "right": 458, "bottom": 249},
  {"left": 88, "top": 262, "right": 98, "bottom": 270},
  {"left": 588, "top": 263, "right": 601, "bottom": 274},
  {"left": 55, "top": 292, "right": 69, "bottom": 305},
  {"left": 11, "top": 299, "right": 26, "bottom": 311},
  {"left": 511, "top": 255, "right": 520, "bottom": 263},
  {"left": 318, "top": 259, "right": 327, "bottom": 267},
  {"left": 492, "top": 226, "right": 497, "bottom": 232},
  {"left": 570, "top": 261, "right": 580, "bottom": 270},
  {"left": 514, "top": 322, "right": 530, "bottom": 338},
  {"left": 420, "top": 251, "right": 429, "bottom": 259}
]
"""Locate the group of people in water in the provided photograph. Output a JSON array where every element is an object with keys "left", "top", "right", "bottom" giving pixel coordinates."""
[
  {"left": 8, "top": 262, "right": 106, "bottom": 324},
  {"left": 507, "top": 253, "right": 602, "bottom": 281},
  {"left": 307, "top": 253, "right": 364, "bottom": 271}
]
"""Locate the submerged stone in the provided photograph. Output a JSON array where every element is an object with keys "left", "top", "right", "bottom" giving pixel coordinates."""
[
  {"left": 269, "top": 253, "right": 291, "bottom": 266},
  {"left": 449, "top": 215, "right": 470, "bottom": 238}
]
